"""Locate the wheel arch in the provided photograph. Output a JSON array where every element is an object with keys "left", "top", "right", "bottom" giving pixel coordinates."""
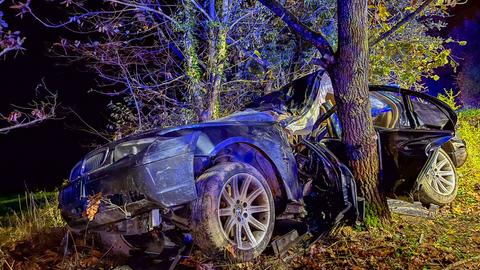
[
  {"left": 424, "top": 135, "right": 453, "bottom": 155},
  {"left": 208, "top": 139, "right": 289, "bottom": 208},
  {"left": 424, "top": 135, "right": 463, "bottom": 166}
]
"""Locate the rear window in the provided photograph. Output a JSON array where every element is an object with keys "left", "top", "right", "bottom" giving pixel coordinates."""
[{"left": 410, "top": 97, "right": 450, "bottom": 129}]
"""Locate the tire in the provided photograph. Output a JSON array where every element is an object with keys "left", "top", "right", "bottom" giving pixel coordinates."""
[
  {"left": 191, "top": 162, "right": 275, "bottom": 263},
  {"left": 418, "top": 148, "right": 458, "bottom": 206}
]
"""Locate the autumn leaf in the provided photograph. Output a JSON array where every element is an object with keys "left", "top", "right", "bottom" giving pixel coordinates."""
[
  {"left": 378, "top": 4, "right": 391, "bottom": 22},
  {"left": 225, "top": 243, "right": 236, "bottom": 258},
  {"left": 82, "top": 192, "right": 102, "bottom": 221}
]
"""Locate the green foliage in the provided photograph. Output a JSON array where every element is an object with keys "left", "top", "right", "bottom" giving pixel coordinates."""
[
  {"left": 457, "top": 109, "right": 480, "bottom": 173},
  {"left": 437, "top": 89, "right": 462, "bottom": 111},
  {"left": 364, "top": 203, "right": 382, "bottom": 228},
  {"left": 0, "top": 191, "right": 64, "bottom": 247},
  {"left": 369, "top": 1, "right": 463, "bottom": 91},
  {"left": 452, "top": 109, "right": 480, "bottom": 215}
]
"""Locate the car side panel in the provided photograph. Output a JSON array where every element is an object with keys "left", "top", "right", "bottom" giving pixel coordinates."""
[
  {"left": 158, "top": 121, "right": 303, "bottom": 201},
  {"left": 377, "top": 128, "right": 453, "bottom": 196}
]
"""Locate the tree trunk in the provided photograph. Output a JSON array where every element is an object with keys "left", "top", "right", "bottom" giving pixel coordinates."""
[
  {"left": 184, "top": 1, "right": 205, "bottom": 121},
  {"left": 329, "top": 0, "right": 390, "bottom": 223},
  {"left": 205, "top": 26, "right": 227, "bottom": 120}
]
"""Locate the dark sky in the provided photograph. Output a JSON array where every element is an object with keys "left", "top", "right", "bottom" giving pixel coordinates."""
[
  {"left": 426, "top": 1, "right": 480, "bottom": 96},
  {"left": 0, "top": 1, "right": 479, "bottom": 194},
  {"left": 0, "top": 2, "right": 110, "bottom": 194}
]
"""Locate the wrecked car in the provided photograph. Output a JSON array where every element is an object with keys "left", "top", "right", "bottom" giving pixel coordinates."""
[{"left": 59, "top": 70, "right": 466, "bottom": 262}]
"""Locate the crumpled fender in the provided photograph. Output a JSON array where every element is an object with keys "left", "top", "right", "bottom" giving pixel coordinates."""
[{"left": 424, "top": 135, "right": 453, "bottom": 156}]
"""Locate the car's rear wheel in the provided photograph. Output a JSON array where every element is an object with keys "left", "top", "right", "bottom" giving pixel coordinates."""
[
  {"left": 418, "top": 148, "right": 458, "bottom": 206},
  {"left": 191, "top": 162, "right": 275, "bottom": 263}
]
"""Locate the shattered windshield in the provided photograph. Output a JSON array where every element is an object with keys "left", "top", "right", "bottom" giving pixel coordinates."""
[{"left": 246, "top": 71, "right": 323, "bottom": 114}]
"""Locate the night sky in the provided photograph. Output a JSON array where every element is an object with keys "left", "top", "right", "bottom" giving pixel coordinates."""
[
  {"left": 0, "top": 2, "right": 110, "bottom": 194},
  {"left": 0, "top": 2, "right": 479, "bottom": 194}
]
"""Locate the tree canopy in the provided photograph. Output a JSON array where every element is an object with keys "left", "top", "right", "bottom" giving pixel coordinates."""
[{"left": 0, "top": 0, "right": 461, "bottom": 138}]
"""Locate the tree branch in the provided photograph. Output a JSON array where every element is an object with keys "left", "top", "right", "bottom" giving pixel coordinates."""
[
  {"left": 0, "top": 83, "right": 59, "bottom": 134},
  {"left": 369, "top": 0, "right": 435, "bottom": 47},
  {"left": 257, "top": 0, "right": 334, "bottom": 66},
  {"left": 0, "top": 118, "right": 49, "bottom": 133},
  {"left": 190, "top": 0, "right": 213, "bottom": 21}
]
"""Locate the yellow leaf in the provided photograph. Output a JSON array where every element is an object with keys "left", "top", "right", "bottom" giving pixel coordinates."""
[
  {"left": 253, "top": 50, "right": 262, "bottom": 59},
  {"left": 83, "top": 192, "right": 102, "bottom": 221},
  {"left": 378, "top": 4, "right": 391, "bottom": 21},
  {"left": 225, "top": 243, "right": 236, "bottom": 258}
]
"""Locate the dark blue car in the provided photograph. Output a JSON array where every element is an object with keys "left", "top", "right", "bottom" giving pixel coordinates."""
[{"left": 59, "top": 71, "right": 466, "bottom": 262}]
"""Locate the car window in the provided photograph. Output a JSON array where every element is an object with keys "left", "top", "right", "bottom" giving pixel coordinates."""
[
  {"left": 409, "top": 96, "right": 450, "bottom": 129},
  {"left": 369, "top": 92, "right": 399, "bottom": 129}
]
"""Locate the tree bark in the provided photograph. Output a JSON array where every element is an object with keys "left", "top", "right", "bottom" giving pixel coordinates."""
[
  {"left": 205, "top": 26, "right": 227, "bottom": 120},
  {"left": 259, "top": 0, "right": 391, "bottom": 224},
  {"left": 330, "top": 0, "right": 390, "bottom": 222},
  {"left": 184, "top": 0, "right": 205, "bottom": 121}
]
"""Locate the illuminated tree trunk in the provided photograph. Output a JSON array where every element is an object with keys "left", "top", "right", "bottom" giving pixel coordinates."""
[
  {"left": 329, "top": 0, "right": 390, "bottom": 222},
  {"left": 258, "top": 0, "right": 392, "bottom": 223},
  {"left": 184, "top": 1, "right": 205, "bottom": 121},
  {"left": 205, "top": 26, "right": 228, "bottom": 120}
]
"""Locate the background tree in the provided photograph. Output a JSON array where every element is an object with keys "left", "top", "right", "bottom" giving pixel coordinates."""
[
  {"left": 368, "top": 1, "right": 464, "bottom": 91},
  {"left": 0, "top": 0, "right": 24, "bottom": 58},
  {"left": 455, "top": 10, "right": 480, "bottom": 107}
]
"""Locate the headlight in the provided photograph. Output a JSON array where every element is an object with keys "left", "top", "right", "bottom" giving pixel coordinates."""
[
  {"left": 69, "top": 161, "right": 83, "bottom": 181},
  {"left": 143, "top": 133, "right": 199, "bottom": 164},
  {"left": 113, "top": 138, "right": 156, "bottom": 162}
]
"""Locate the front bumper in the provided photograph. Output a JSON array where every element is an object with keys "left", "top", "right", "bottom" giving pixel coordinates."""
[{"left": 60, "top": 136, "right": 198, "bottom": 231}]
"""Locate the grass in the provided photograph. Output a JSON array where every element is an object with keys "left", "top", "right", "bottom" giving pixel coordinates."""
[
  {"left": 1, "top": 109, "right": 479, "bottom": 270},
  {"left": 0, "top": 191, "right": 64, "bottom": 245},
  {"left": 0, "top": 191, "right": 57, "bottom": 216},
  {"left": 0, "top": 191, "right": 122, "bottom": 269},
  {"left": 0, "top": 191, "right": 65, "bottom": 269}
]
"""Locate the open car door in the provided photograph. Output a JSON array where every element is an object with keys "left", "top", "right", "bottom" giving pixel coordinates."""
[{"left": 370, "top": 87, "right": 457, "bottom": 198}]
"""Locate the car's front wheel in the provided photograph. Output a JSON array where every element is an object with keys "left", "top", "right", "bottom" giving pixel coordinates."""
[
  {"left": 418, "top": 148, "right": 458, "bottom": 206},
  {"left": 191, "top": 162, "right": 275, "bottom": 262}
]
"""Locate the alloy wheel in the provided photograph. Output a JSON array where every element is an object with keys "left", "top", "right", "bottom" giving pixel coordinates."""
[
  {"left": 428, "top": 150, "right": 456, "bottom": 196},
  {"left": 217, "top": 173, "right": 271, "bottom": 250}
]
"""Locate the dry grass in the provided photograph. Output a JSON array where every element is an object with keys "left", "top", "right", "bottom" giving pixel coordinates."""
[
  {"left": 0, "top": 192, "right": 123, "bottom": 269},
  {"left": 0, "top": 191, "right": 64, "bottom": 246}
]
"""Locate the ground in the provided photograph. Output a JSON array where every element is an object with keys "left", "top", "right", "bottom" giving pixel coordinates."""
[{"left": 1, "top": 109, "right": 479, "bottom": 270}]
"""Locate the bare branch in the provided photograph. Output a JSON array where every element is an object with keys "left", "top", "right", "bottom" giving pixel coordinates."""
[
  {"left": 257, "top": 0, "right": 334, "bottom": 65},
  {"left": 369, "top": 0, "right": 435, "bottom": 47},
  {"left": 105, "top": 0, "right": 179, "bottom": 26},
  {"left": 189, "top": 0, "right": 213, "bottom": 21},
  {"left": 0, "top": 82, "right": 59, "bottom": 134},
  {"left": 68, "top": 109, "right": 111, "bottom": 142}
]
